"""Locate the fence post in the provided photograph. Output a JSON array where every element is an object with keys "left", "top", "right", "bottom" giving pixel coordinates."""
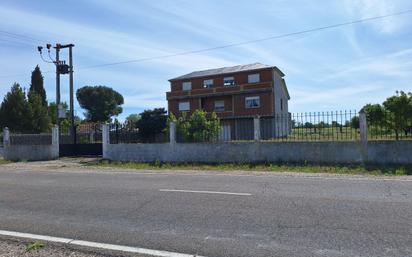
[
  {"left": 254, "top": 116, "right": 260, "bottom": 141},
  {"left": 102, "top": 124, "right": 109, "bottom": 158},
  {"left": 359, "top": 110, "right": 368, "bottom": 162},
  {"left": 359, "top": 111, "right": 368, "bottom": 143},
  {"left": 52, "top": 125, "right": 59, "bottom": 145},
  {"left": 89, "top": 130, "right": 95, "bottom": 144},
  {"left": 3, "top": 127, "right": 10, "bottom": 146},
  {"left": 169, "top": 121, "right": 176, "bottom": 144}
]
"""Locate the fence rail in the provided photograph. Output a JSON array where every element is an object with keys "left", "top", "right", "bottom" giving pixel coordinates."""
[
  {"left": 9, "top": 134, "right": 52, "bottom": 145},
  {"left": 109, "top": 123, "right": 169, "bottom": 144}
]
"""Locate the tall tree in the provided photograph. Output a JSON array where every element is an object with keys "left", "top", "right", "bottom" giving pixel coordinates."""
[
  {"left": 0, "top": 83, "right": 31, "bottom": 132},
  {"left": 383, "top": 91, "right": 412, "bottom": 140},
  {"left": 29, "top": 65, "right": 47, "bottom": 106},
  {"left": 124, "top": 113, "right": 140, "bottom": 127},
  {"left": 76, "top": 86, "right": 124, "bottom": 122},
  {"left": 136, "top": 108, "right": 167, "bottom": 142},
  {"left": 28, "top": 91, "right": 51, "bottom": 133}
]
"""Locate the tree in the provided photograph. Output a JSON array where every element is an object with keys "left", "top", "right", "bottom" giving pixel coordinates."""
[
  {"left": 136, "top": 108, "right": 167, "bottom": 142},
  {"left": 29, "top": 65, "right": 47, "bottom": 106},
  {"left": 48, "top": 102, "right": 68, "bottom": 124},
  {"left": 350, "top": 116, "right": 359, "bottom": 129},
  {"left": 0, "top": 83, "right": 31, "bottom": 132},
  {"left": 124, "top": 113, "right": 140, "bottom": 127},
  {"left": 76, "top": 86, "right": 124, "bottom": 122},
  {"left": 383, "top": 91, "right": 412, "bottom": 140},
  {"left": 28, "top": 91, "right": 51, "bottom": 133},
  {"left": 172, "top": 110, "right": 221, "bottom": 142},
  {"left": 361, "top": 104, "right": 385, "bottom": 126}
]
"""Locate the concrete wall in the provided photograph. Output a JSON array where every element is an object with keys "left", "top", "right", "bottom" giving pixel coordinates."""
[
  {"left": 3, "top": 144, "right": 59, "bottom": 161},
  {"left": 104, "top": 141, "right": 412, "bottom": 165},
  {"left": 2, "top": 126, "right": 59, "bottom": 161}
]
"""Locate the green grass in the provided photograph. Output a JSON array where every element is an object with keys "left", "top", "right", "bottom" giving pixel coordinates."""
[
  {"left": 86, "top": 159, "right": 411, "bottom": 176},
  {"left": 0, "top": 159, "right": 10, "bottom": 165},
  {"left": 25, "top": 242, "right": 45, "bottom": 253}
]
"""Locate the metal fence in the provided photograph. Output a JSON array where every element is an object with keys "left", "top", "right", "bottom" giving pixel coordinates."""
[
  {"left": 109, "top": 123, "right": 169, "bottom": 144},
  {"left": 9, "top": 134, "right": 52, "bottom": 145},
  {"left": 60, "top": 123, "right": 103, "bottom": 144},
  {"left": 367, "top": 110, "right": 412, "bottom": 141},
  {"left": 175, "top": 111, "right": 361, "bottom": 143}
]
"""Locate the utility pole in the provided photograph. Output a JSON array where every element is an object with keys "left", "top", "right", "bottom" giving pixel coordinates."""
[
  {"left": 38, "top": 43, "right": 75, "bottom": 143},
  {"left": 55, "top": 44, "right": 61, "bottom": 126},
  {"left": 68, "top": 44, "right": 75, "bottom": 144}
]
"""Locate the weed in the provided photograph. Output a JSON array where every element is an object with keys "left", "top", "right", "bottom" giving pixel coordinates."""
[{"left": 25, "top": 242, "right": 44, "bottom": 252}]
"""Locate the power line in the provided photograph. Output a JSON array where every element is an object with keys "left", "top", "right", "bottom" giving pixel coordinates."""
[
  {"left": 77, "top": 9, "right": 412, "bottom": 70},
  {"left": 0, "top": 30, "right": 42, "bottom": 44},
  {"left": 0, "top": 8, "right": 412, "bottom": 78}
]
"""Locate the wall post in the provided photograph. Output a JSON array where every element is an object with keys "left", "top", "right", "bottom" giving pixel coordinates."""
[
  {"left": 359, "top": 110, "right": 368, "bottom": 162},
  {"left": 89, "top": 130, "right": 95, "bottom": 144},
  {"left": 52, "top": 125, "right": 59, "bottom": 145},
  {"left": 359, "top": 111, "right": 368, "bottom": 143},
  {"left": 3, "top": 127, "right": 10, "bottom": 146},
  {"left": 169, "top": 121, "right": 176, "bottom": 145},
  {"left": 254, "top": 116, "right": 261, "bottom": 141},
  {"left": 102, "top": 124, "right": 109, "bottom": 158}
]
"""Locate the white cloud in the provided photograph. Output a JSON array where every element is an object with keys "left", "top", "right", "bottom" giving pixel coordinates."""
[{"left": 343, "top": 0, "right": 411, "bottom": 34}]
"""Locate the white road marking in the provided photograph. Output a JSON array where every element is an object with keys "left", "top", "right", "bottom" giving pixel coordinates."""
[
  {"left": 0, "top": 230, "right": 204, "bottom": 257},
  {"left": 159, "top": 189, "right": 252, "bottom": 196}
]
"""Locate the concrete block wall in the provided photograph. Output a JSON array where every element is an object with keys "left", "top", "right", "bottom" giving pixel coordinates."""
[
  {"left": 103, "top": 141, "right": 412, "bottom": 165},
  {"left": 2, "top": 126, "right": 59, "bottom": 161}
]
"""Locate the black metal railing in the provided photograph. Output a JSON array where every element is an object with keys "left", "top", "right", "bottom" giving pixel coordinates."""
[{"left": 109, "top": 123, "right": 169, "bottom": 144}]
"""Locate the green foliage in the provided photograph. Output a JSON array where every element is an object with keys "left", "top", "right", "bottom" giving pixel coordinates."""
[
  {"left": 136, "top": 108, "right": 167, "bottom": 141},
  {"left": 0, "top": 83, "right": 32, "bottom": 132},
  {"left": 48, "top": 102, "right": 67, "bottom": 124},
  {"left": 29, "top": 65, "right": 47, "bottom": 106},
  {"left": 76, "top": 85, "right": 124, "bottom": 122},
  {"left": 28, "top": 90, "right": 51, "bottom": 133},
  {"left": 350, "top": 116, "right": 359, "bottom": 129},
  {"left": 362, "top": 104, "right": 385, "bottom": 126},
  {"left": 26, "top": 241, "right": 44, "bottom": 252},
  {"left": 174, "top": 110, "right": 221, "bottom": 142},
  {"left": 382, "top": 91, "right": 412, "bottom": 140},
  {"left": 124, "top": 113, "right": 140, "bottom": 127}
]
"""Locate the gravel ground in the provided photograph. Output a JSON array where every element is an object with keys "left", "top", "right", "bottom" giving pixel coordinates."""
[{"left": 0, "top": 237, "right": 146, "bottom": 257}]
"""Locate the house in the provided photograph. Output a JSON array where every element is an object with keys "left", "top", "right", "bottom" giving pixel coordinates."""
[{"left": 166, "top": 63, "right": 291, "bottom": 140}]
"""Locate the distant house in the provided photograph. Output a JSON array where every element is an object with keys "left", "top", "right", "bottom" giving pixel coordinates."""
[{"left": 166, "top": 63, "right": 290, "bottom": 140}]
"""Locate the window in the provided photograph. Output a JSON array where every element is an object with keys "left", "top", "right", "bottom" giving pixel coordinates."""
[
  {"left": 245, "top": 96, "right": 260, "bottom": 108},
  {"left": 280, "top": 98, "right": 283, "bottom": 111},
  {"left": 214, "top": 100, "right": 225, "bottom": 112},
  {"left": 178, "top": 101, "right": 190, "bottom": 111},
  {"left": 203, "top": 79, "right": 213, "bottom": 88},
  {"left": 248, "top": 73, "right": 260, "bottom": 83},
  {"left": 182, "top": 81, "right": 191, "bottom": 91},
  {"left": 223, "top": 76, "right": 235, "bottom": 86}
]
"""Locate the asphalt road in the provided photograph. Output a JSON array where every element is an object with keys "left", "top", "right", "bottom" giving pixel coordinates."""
[{"left": 0, "top": 168, "right": 411, "bottom": 257}]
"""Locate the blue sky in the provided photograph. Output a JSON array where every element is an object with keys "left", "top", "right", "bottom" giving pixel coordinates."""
[{"left": 0, "top": 0, "right": 411, "bottom": 120}]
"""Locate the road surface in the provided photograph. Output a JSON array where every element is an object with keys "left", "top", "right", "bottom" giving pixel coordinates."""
[{"left": 0, "top": 167, "right": 411, "bottom": 257}]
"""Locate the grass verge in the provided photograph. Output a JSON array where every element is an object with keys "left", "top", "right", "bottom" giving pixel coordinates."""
[
  {"left": 85, "top": 159, "right": 411, "bottom": 176},
  {"left": 0, "top": 159, "right": 11, "bottom": 165}
]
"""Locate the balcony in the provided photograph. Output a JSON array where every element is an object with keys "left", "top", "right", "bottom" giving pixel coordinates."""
[{"left": 167, "top": 81, "right": 272, "bottom": 100}]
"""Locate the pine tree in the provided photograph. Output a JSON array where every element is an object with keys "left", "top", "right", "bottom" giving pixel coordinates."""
[
  {"left": 28, "top": 90, "right": 51, "bottom": 133},
  {"left": 30, "top": 65, "right": 47, "bottom": 106},
  {"left": 0, "top": 83, "right": 32, "bottom": 132}
]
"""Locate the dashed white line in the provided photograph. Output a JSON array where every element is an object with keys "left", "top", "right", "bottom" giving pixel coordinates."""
[
  {"left": 159, "top": 189, "right": 252, "bottom": 196},
  {"left": 0, "top": 230, "right": 204, "bottom": 257}
]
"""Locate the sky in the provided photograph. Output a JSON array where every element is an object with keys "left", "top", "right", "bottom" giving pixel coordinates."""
[{"left": 0, "top": 0, "right": 411, "bottom": 121}]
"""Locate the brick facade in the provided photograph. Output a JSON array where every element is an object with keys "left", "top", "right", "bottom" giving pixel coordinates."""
[{"left": 167, "top": 68, "right": 282, "bottom": 118}]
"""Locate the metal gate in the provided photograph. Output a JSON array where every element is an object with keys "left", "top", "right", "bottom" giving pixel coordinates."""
[{"left": 59, "top": 123, "right": 102, "bottom": 157}]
